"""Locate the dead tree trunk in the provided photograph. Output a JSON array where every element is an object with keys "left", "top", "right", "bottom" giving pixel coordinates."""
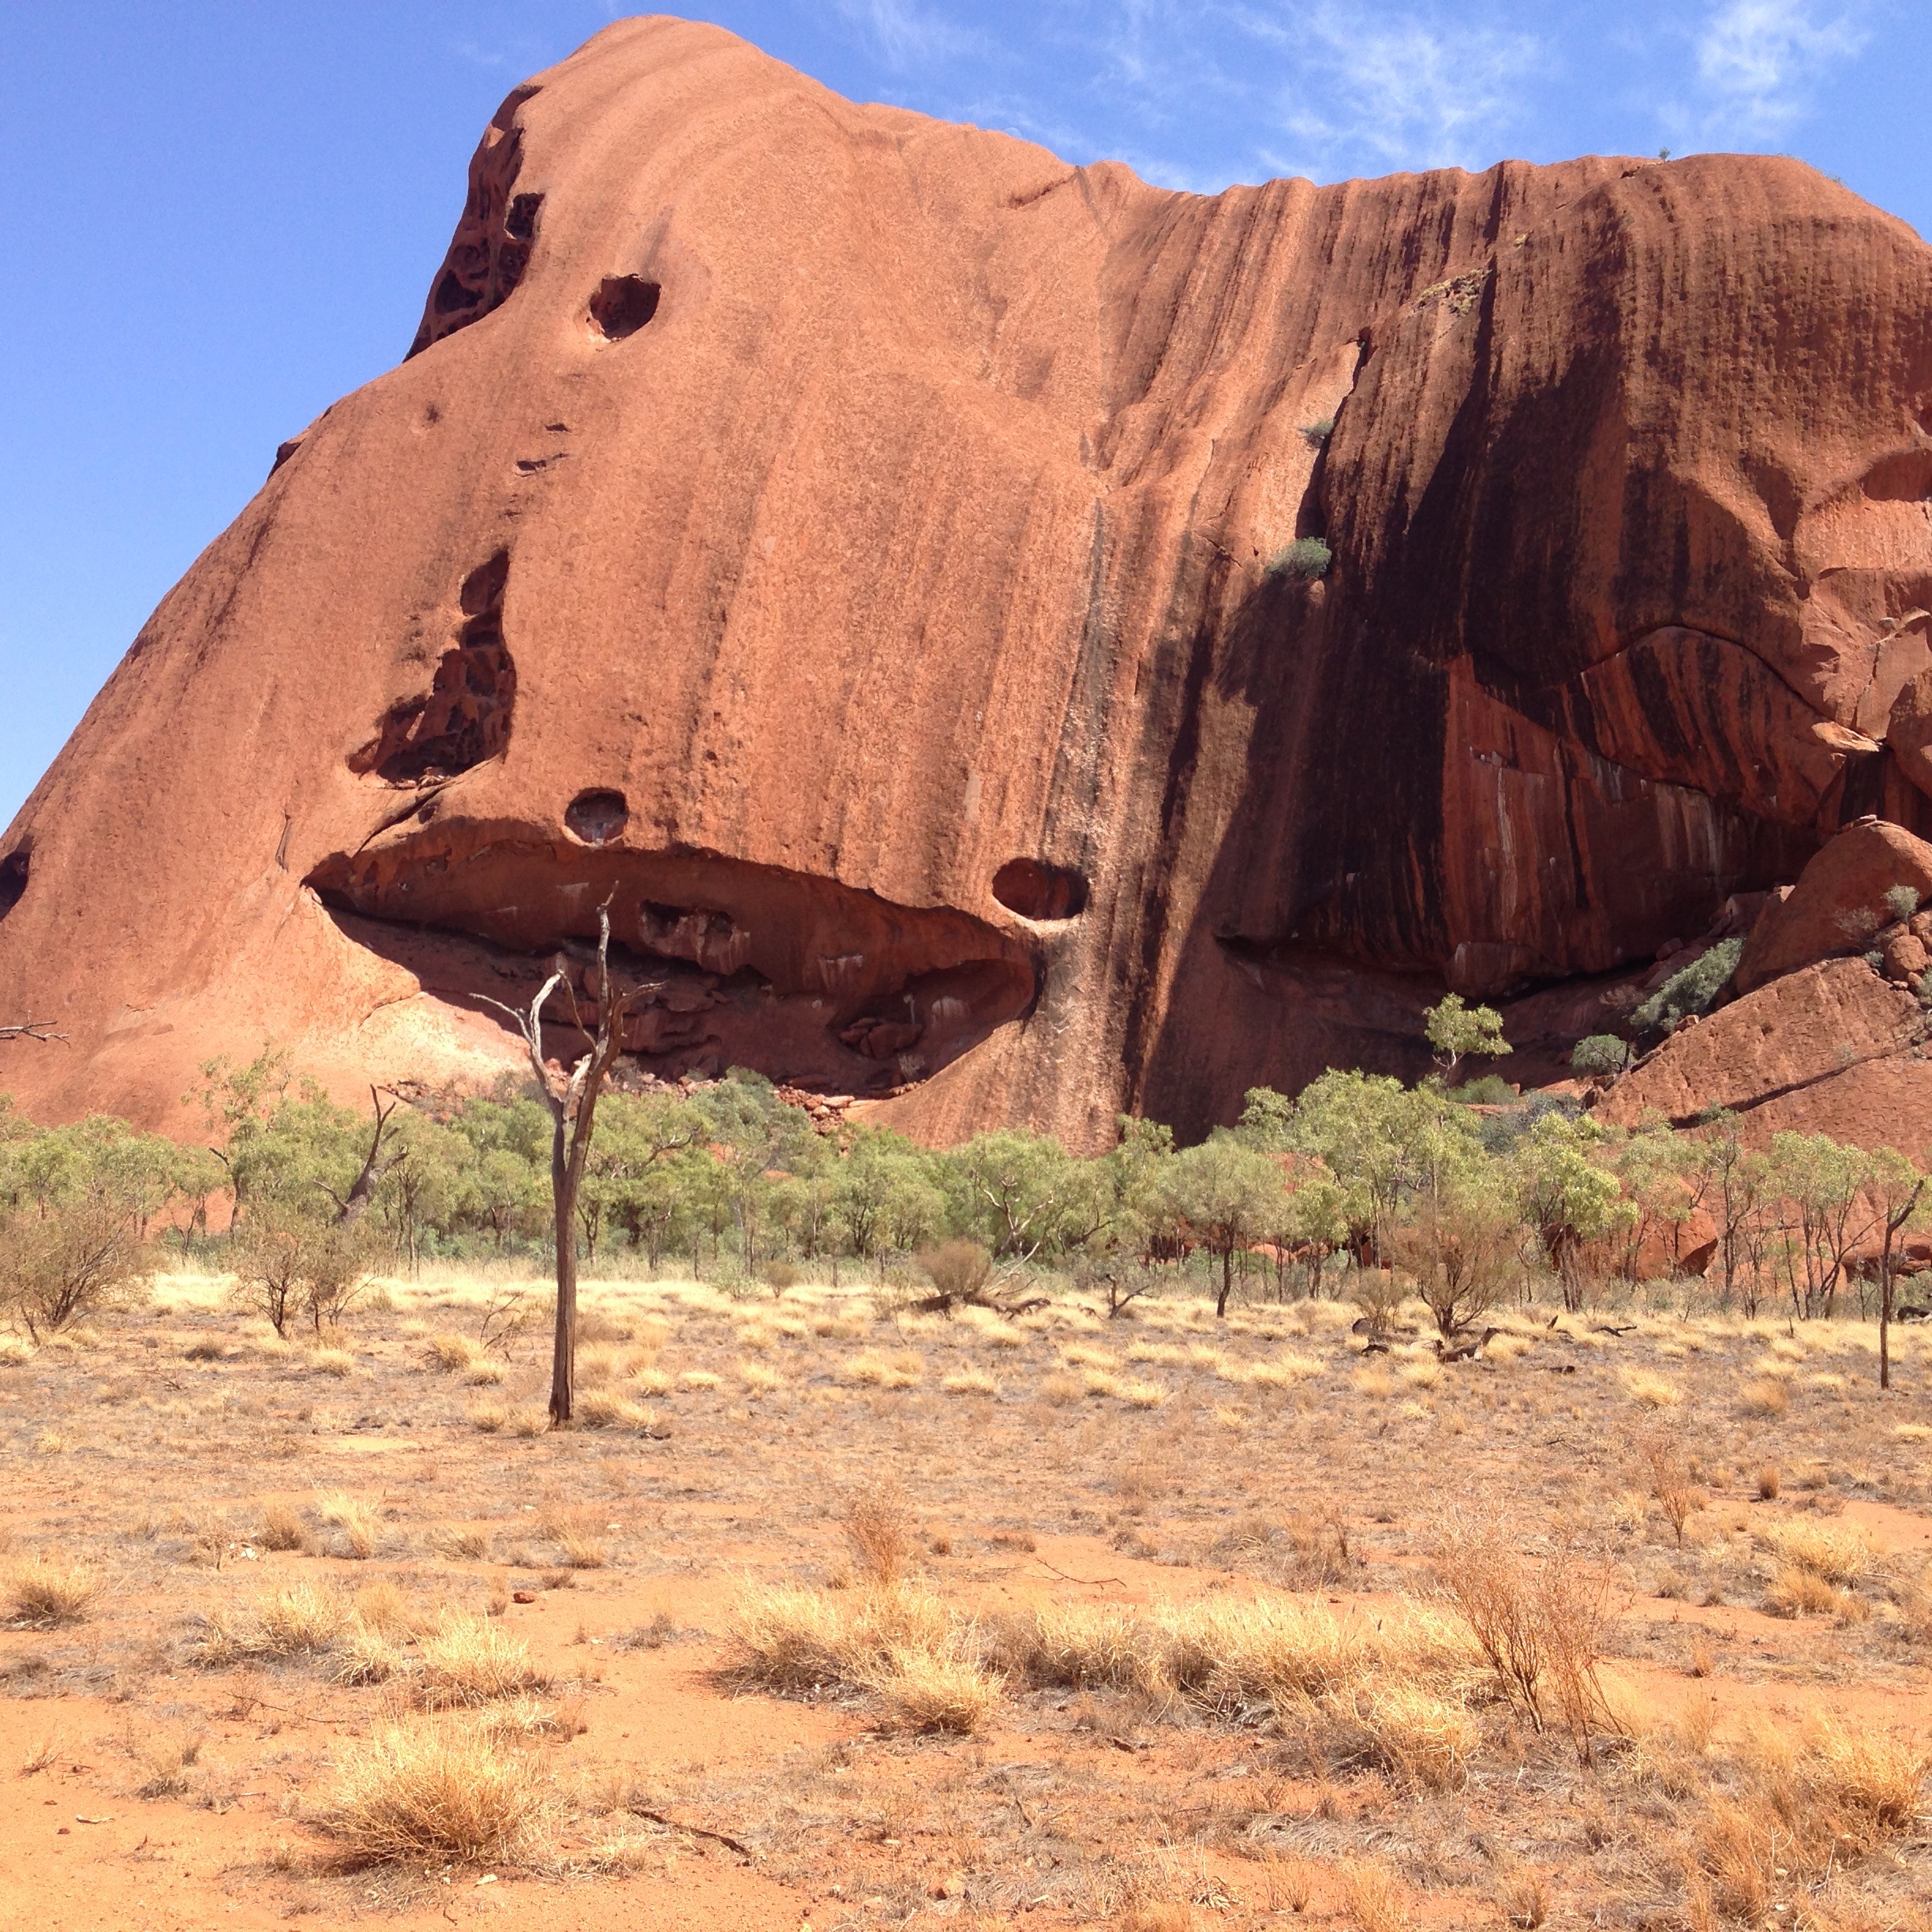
[
  {"left": 1880, "top": 1178, "right": 1926, "bottom": 1393},
  {"left": 333, "top": 1087, "right": 407, "bottom": 1227},
  {"left": 485, "top": 902, "right": 651, "bottom": 1427}
]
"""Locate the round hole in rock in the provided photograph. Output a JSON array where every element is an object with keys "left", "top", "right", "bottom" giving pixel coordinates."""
[
  {"left": 991, "top": 858, "right": 1088, "bottom": 921},
  {"left": 564, "top": 789, "right": 628, "bottom": 848},
  {"left": 588, "top": 276, "right": 661, "bottom": 340},
  {"left": 0, "top": 850, "right": 26, "bottom": 920}
]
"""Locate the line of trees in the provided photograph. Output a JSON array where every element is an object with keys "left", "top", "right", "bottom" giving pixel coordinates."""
[{"left": 2, "top": 998, "right": 1928, "bottom": 1387}]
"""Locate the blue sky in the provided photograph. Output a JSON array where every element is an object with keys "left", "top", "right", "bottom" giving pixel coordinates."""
[{"left": 4, "top": 1, "right": 1924, "bottom": 828}]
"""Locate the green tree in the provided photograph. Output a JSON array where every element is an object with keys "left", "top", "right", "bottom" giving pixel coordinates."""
[
  {"left": 944, "top": 1130, "right": 1112, "bottom": 1264},
  {"left": 1508, "top": 1114, "right": 1627, "bottom": 1309},
  {"left": 1424, "top": 994, "right": 1511, "bottom": 1083},
  {"left": 1159, "top": 1133, "right": 1286, "bottom": 1317}
]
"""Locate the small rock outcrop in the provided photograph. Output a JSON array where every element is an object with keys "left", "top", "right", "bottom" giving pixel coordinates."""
[
  {"left": 1735, "top": 820, "right": 1932, "bottom": 994},
  {"left": 4, "top": 19, "right": 1932, "bottom": 1143}
]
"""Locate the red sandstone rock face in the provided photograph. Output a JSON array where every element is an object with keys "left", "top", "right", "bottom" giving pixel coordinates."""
[
  {"left": 1599, "top": 959, "right": 1924, "bottom": 1134},
  {"left": 1735, "top": 819, "right": 1932, "bottom": 992},
  {"left": 6, "top": 19, "right": 1932, "bottom": 1144}
]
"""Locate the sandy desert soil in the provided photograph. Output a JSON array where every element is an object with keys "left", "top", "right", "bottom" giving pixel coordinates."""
[{"left": 5, "top": 1270, "right": 1932, "bottom": 1931}]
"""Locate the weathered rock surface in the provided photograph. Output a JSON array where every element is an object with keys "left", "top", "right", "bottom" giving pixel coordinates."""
[
  {"left": 1598, "top": 959, "right": 1926, "bottom": 1140},
  {"left": 1735, "top": 820, "right": 1932, "bottom": 994},
  {"left": 5, "top": 18, "right": 1932, "bottom": 1144}
]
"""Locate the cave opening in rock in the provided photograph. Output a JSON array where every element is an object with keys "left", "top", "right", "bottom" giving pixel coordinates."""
[
  {"left": 0, "top": 850, "right": 28, "bottom": 920},
  {"left": 306, "top": 838, "right": 1038, "bottom": 1097},
  {"left": 350, "top": 552, "right": 517, "bottom": 786},
  {"left": 589, "top": 277, "right": 661, "bottom": 340},
  {"left": 992, "top": 858, "right": 1088, "bottom": 921},
  {"left": 564, "top": 790, "right": 629, "bottom": 847}
]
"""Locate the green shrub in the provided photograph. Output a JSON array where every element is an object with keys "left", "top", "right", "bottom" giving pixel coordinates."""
[
  {"left": 1267, "top": 537, "right": 1332, "bottom": 580},
  {"left": 1298, "top": 417, "right": 1335, "bottom": 447},
  {"left": 1885, "top": 884, "right": 1921, "bottom": 923},
  {"left": 1571, "top": 1035, "right": 1633, "bottom": 1080},
  {"left": 1451, "top": 1075, "right": 1518, "bottom": 1105},
  {"left": 1630, "top": 938, "right": 1742, "bottom": 1036}
]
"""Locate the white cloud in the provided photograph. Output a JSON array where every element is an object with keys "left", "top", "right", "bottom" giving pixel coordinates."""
[
  {"left": 833, "top": 0, "right": 983, "bottom": 71},
  {"left": 1680, "top": 0, "right": 1874, "bottom": 141},
  {"left": 1230, "top": 2, "right": 1548, "bottom": 178}
]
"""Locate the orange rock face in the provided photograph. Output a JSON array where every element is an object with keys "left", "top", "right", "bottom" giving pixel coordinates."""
[{"left": 6, "top": 19, "right": 1932, "bottom": 1144}]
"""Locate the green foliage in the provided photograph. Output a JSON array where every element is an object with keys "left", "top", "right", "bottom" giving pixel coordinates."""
[
  {"left": 1266, "top": 537, "right": 1332, "bottom": 580},
  {"left": 1885, "top": 884, "right": 1921, "bottom": 923},
  {"left": 1425, "top": 994, "right": 1511, "bottom": 1077},
  {"left": 1298, "top": 417, "right": 1335, "bottom": 447},
  {"left": 1630, "top": 938, "right": 1742, "bottom": 1035},
  {"left": 1158, "top": 1133, "right": 1287, "bottom": 1316},
  {"left": 1452, "top": 1075, "right": 1518, "bottom": 1104},
  {"left": 1571, "top": 1035, "right": 1634, "bottom": 1080}
]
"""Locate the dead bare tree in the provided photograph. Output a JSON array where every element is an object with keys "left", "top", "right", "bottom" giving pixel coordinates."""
[
  {"left": 484, "top": 900, "right": 655, "bottom": 1425},
  {"left": 0, "top": 1021, "right": 66, "bottom": 1044},
  {"left": 317, "top": 1087, "right": 409, "bottom": 1227}
]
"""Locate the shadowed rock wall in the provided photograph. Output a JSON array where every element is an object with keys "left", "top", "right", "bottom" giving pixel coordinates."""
[{"left": 5, "top": 18, "right": 1931, "bottom": 1145}]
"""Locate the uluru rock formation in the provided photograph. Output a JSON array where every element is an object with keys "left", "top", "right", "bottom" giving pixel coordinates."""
[{"left": 6, "top": 15, "right": 1932, "bottom": 1148}]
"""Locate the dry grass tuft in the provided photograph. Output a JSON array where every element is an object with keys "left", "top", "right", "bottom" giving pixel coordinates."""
[
  {"left": 864, "top": 1643, "right": 1004, "bottom": 1735},
  {"left": 575, "top": 1387, "right": 654, "bottom": 1431},
  {"left": 1758, "top": 1518, "right": 1874, "bottom": 1584},
  {"left": 320, "top": 1718, "right": 549, "bottom": 1864},
  {"left": 941, "top": 1368, "right": 1000, "bottom": 1396},
  {"left": 841, "top": 1349, "right": 924, "bottom": 1389},
  {"left": 257, "top": 1500, "right": 313, "bottom": 1553},
  {"left": 418, "top": 1612, "right": 545, "bottom": 1706},
  {"left": 1621, "top": 1368, "right": 1686, "bottom": 1409},
  {"left": 1739, "top": 1376, "right": 1791, "bottom": 1417},
  {"left": 0, "top": 1335, "right": 37, "bottom": 1367},
  {"left": 318, "top": 1493, "right": 378, "bottom": 1560},
  {"left": 7, "top": 1554, "right": 100, "bottom": 1628},
  {"left": 194, "top": 1580, "right": 348, "bottom": 1663},
  {"left": 1338, "top": 1856, "right": 1412, "bottom": 1932},
  {"left": 841, "top": 1477, "right": 917, "bottom": 1586}
]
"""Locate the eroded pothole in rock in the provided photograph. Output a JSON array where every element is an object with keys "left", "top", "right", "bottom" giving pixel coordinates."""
[
  {"left": 588, "top": 276, "right": 661, "bottom": 340},
  {"left": 349, "top": 552, "right": 517, "bottom": 785},
  {"left": 992, "top": 858, "right": 1088, "bottom": 921},
  {"left": 306, "top": 835, "right": 1037, "bottom": 1096},
  {"left": 0, "top": 849, "right": 28, "bottom": 920},
  {"left": 564, "top": 789, "right": 627, "bottom": 847}
]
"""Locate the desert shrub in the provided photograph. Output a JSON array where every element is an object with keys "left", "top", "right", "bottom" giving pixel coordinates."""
[
  {"left": 1885, "top": 883, "right": 1921, "bottom": 923},
  {"left": 841, "top": 1477, "right": 918, "bottom": 1585},
  {"left": 1631, "top": 938, "right": 1743, "bottom": 1035},
  {"left": 1571, "top": 1035, "right": 1633, "bottom": 1080},
  {"left": 1350, "top": 1268, "right": 1406, "bottom": 1336},
  {"left": 1453, "top": 1074, "right": 1518, "bottom": 1104},
  {"left": 0, "top": 1199, "right": 148, "bottom": 1339},
  {"left": 1434, "top": 1524, "right": 1616, "bottom": 1760},
  {"left": 1267, "top": 537, "right": 1332, "bottom": 579},
  {"left": 1298, "top": 417, "right": 1335, "bottom": 446},
  {"left": 230, "top": 1208, "right": 368, "bottom": 1337},
  {"left": 1635, "top": 1426, "right": 1701, "bottom": 1548},
  {"left": 919, "top": 1238, "right": 994, "bottom": 1306},
  {"left": 764, "top": 1260, "right": 801, "bottom": 1294},
  {"left": 322, "top": 1718, "right": 549, "bottom": 1863}
]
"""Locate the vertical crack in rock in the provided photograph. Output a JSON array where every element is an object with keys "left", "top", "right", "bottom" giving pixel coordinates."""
[{"left": 350, "top": 552, "right": 517, "bottom": 785}]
